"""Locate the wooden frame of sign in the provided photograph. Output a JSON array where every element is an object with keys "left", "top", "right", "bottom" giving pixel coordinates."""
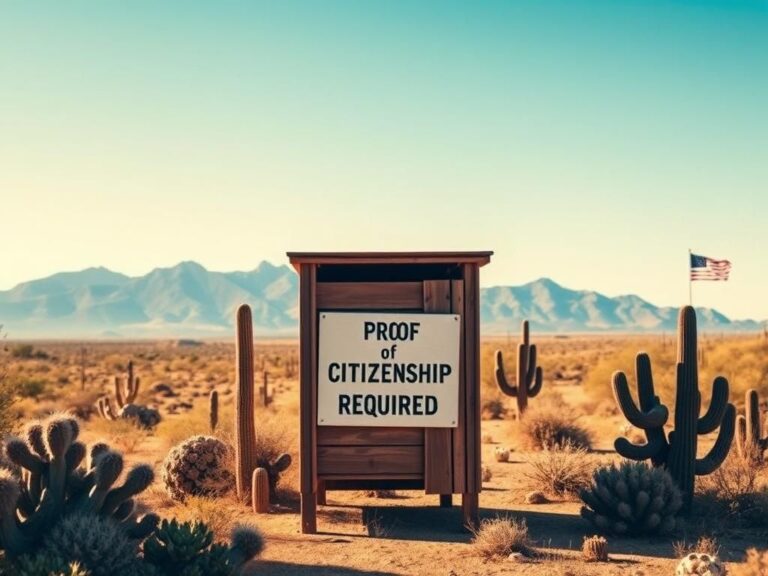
[{"left": 287, "top": 251, "right": 493, "bottom": 534}]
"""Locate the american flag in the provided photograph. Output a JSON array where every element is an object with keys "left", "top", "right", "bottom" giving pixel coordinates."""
[{"left": 690, "top": 253, "right": 732, "bottom": 281}]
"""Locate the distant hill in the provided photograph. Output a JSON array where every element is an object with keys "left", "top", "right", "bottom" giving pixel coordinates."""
[{"left": 0, "top": 263, "right": 760, "bottom": 337}]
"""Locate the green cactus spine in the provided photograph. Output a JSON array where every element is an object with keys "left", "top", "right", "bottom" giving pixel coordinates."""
[
  {"left": 612, "top": 306, "right": 736, "bottom": 510},
  {"left": 494, "top": 320, "right": 543, "bottom": 416},
  {"left": 735, "top": 388, "right": 768, "bottom": 461},
  {"left": 235, "top": 304, "right": 258, "bottom": 501}
]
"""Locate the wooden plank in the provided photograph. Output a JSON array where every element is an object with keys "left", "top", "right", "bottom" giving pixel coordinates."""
[
  {"left": 317, "top": 426, "right": 424, "bottom": 446},
  {"left": 320, "top": 473, "right": 423, "bottom": 481},
  {"left": 324, "top": 478, "right": 424, "bottom": 491},
  {"left": 463, "top": 263, "right": 481, "bottom": 494},
  {"left": 287, "top": 251, "right": 494, "bottom": 271},
  {"left": 451, "top": 279, "right": 466, "bottom": 494},
  {"left": 317, "top": 446, "right": 424, "bottom": 476},
  {"left": 299, "top": 263, "right": 317, "bottom": 534},
  {"left": 423, "top": 280, "right": 454, "bottom": 495},
  {"left": 316, "top": 282, "right": 423, "bottom": 310}
]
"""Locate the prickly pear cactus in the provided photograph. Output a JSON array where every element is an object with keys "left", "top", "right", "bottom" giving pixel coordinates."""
[
  {"left": 676, "top": 552, "right": 726, "bottom": 576},
  {"left": 161, "top": 435, "right": 234, "bottom": 501},
  {"left": 580, "top": 461, "right": 683, "bottom": 536}
]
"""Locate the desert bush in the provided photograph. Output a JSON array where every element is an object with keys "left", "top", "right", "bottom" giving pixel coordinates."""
[
  {"left": 10, "top": 344, "right": 48, "bottom": 360},
  {"left": 697, "top": 450, "right": 768, "bottom": 528},
  {"left": 523, "top": 441, "right": 594, "bottom": 497},
  {"left": 580, "top": 461, "right": 683, "bottom": 535},
  {"left": 0, "top": 339, "right": 15, "bottom": 435},
  {"left": 673, "top": 536, "right": 720, "bottom": 559},
  {"left": 471, "top": 516, "right": 532, "bottom": 559},
  {"left": 14, "top": 378, "right": 47, "bottom": 399},
  {"left": 732, "top": 549, "right": 768, "bottom": 576},
  {"left": 518, "top": 405, "right": 592, "bottom": 451}
]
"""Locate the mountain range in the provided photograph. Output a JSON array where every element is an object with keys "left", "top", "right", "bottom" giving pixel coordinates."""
[{"left": 0, "top": 261, "right": 761, "bottom": 338}]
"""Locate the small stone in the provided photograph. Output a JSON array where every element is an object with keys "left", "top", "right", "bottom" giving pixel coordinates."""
[
  {"left": 525, "top": 490, "right": 550, "bottom": 504},
  {"left": 507, "top": 552, "right": 526, "bottom": 562}
]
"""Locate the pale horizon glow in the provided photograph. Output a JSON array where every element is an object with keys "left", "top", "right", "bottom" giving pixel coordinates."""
[{"left": 1, "top": 1, "right": 766, "bottom": 321}]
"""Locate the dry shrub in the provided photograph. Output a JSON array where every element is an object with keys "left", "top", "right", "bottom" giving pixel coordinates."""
[
  {"left": 673, "top": 535, "right": 720, "bottom": 558},
  {"left": 523, "top": 441, "right": 594, "bottom": 497},
  {"left": 697, "top": 450, "right": 768, "bottom": 528},
  {"left": 471, "top": 516, "right": 532, "bottom": 559},
  {"left": 518, "top": 405, "right": 592, "bottom": 451},
  {"left": 732, "top": 549, "right": 768, "bottom": 576},
  {"left": 482, "top": 395, "right": 507, "bottom": 420}
]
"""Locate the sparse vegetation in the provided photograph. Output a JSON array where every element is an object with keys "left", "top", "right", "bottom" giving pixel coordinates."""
[
  {"left": 732, "top": 549, "right": 768, "bottom": 576},
  {"left": 524, "top": 441, "right": 594, "bottom": 497},
  {"left": 518, "top": 405, "right": 592, "bottom": 451},
  {"left": 471, "top": 516, "right": 532, "bottom": 559}
]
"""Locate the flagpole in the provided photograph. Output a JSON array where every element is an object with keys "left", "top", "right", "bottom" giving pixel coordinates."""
[{"left": 688, "top": 248, "right": 692, "bottom": 307}]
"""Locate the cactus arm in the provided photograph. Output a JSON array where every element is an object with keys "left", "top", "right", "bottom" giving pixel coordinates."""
[
  {"left": 525, "top": 343, "right": 537, "bottom": 387},
  {"left": 528, "top": 366, "right": 543, "bottom": 398},
  {"left": 612, "top": 371, "right": 669, "bottom": 429},
  {"left": 494, "top": 350, "right": 518, "bottom": 396},
  {"left": 614, "top": 436, "right": 665, "bottom": 461},
  {"left": 735, "top": 414, "right": 747, "bottom": 457},
  {"left": 698, "top": 376, "right": 730, "bottom": 434},
  {"left": 695, "top": 404, "right": 736, "bottom": 476},
  {"left": 114, "top": 377, "right": 126, "bottom": 409}
]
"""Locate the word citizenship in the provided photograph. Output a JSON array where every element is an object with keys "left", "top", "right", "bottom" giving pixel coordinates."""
[
  {"left": 339, "top": 393, "right": 438, "bottom": 417},
  {"left": 327, "top": 362, "right": 452, "bottom": 384}
]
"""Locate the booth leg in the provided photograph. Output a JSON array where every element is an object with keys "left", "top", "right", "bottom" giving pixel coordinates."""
[
  {"left": 317, "top": 482, "right": 327, "bottom": 506},
  {"left": 301, "top": 492, "right": 317, "bottom": 534},
  {"left": 439, "top": 494, "right": 453, "bottom": 508},
  {"left": 462, "top": 492, "right": 479, "bottom": 530}
]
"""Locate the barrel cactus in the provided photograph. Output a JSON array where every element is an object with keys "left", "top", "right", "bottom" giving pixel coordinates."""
[
  {"left": 494, "top": 447, "right": 511, "bottom": 462},
  {"left": 580, "top": 461, "right": 683, "bottom": 536},
  {"left": 161, "top": 435, "right": 234, "bottom": 501},
  {"left": 676, "top": 552, "right": 726, "bottom": 576},
  {"left": 582, "top": 535, "right": 608, "bottom": 562}
]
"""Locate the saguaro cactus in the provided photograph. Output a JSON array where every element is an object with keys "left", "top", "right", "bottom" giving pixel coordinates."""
[
  {"left": 735, "top": 389, "right": 768, "bottom": 461},
  {"left": 209, "top": 390, "right": 219, "bottom": 433},
  {"left": 612, "top": 306, "right": 736, "bottom": 509},
  {"left": 495, "top": 320, "right": 543, "bottom": 416},
  {"left": 235, "top": 305, "right": 257, "bottom": 501}
]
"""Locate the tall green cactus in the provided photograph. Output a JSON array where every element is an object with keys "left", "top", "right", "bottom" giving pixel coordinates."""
[
  {"left": 735, "top": 389, "right": 768, "bottom": 461},
  {"left": 495, "top": 320, "right": 543, "bottom": 416},
  {"left": 235, "top": 304, "right": 257, "bottom": 501},
  {"left": 612, "top": 306, "right": 735, "bottom": 509}
]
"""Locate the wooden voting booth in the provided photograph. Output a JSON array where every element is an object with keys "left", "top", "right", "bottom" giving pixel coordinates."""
[{"left": 287, "top": 252, "right": 493, "bottom": 533}]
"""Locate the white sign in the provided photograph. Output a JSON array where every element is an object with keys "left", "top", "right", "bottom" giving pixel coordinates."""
[{"left": 318, "top": 312, "right": 460, "bottom": 427}]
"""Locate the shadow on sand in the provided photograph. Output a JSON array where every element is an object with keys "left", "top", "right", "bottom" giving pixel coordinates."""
[
  {"left": 253, "top": 561, "right": 399, "bottom": 576},
  {"left": 349, "top": 505, "right": 683, "bottom": 559}
]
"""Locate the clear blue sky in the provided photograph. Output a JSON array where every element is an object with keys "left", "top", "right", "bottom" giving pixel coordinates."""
[{"left": 1, "top": 1, "right": 766, "bottom": 319}]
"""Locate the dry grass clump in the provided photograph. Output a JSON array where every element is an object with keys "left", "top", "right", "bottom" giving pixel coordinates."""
[
  {"left": 523, "top": 441, "right": 594, "bottom": 497},
  {"left": 471, "top": 516, "right": 532, "bottom": 559},
  {"left": 518, "top": 405, "right": 592, "bottom": 451},
  {"left": 732, "top": 549, "right": 768, "bottom": 576},
  {"left": 673, "top": 535, "right": 720, "bottom": 558},
  {"left": 697, "top": 450, "right": 768, "bottom": 528}
]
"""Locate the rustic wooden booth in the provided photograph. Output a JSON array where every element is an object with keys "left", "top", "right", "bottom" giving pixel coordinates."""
[{"left": 287, "top": 251, "right": 493, "bottom": 533}]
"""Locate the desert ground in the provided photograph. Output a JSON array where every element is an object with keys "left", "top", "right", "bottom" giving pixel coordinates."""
[{"left": 1, "top": 334, "right": 767, "bottom": 575}]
